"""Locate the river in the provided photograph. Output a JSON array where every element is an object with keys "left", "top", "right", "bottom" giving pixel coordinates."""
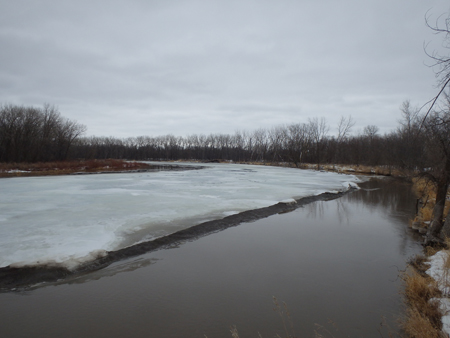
[{"left": 0, "top": 174, "right": 422, "bottom": 337}]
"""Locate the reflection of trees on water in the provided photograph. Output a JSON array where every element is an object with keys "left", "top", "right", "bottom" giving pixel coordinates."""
[
  {"left": 344, "top": 178, "right": 416, "bottom": 222},
  {"left": 336, "top": 198, "right": 352, "bottom": 225},
  {"left": 307, "top": 200, "right": 325, "bottom": 218},
  {"left": 305, "top": 177, "right": 417, "bottom": 224},
  {"left": 307, "top": 198, "right": 352, "bottom": 225},
  {"left": 305, "top": 177, "right": 422, "bottom": 256}
]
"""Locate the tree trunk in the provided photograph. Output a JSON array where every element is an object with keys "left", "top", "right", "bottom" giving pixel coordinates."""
[
  {"left": 441, "top": 212, "right": 450, "bottom": 239},
  {"left": 426, "top": 179, "right": 449, "bottom": 241}
]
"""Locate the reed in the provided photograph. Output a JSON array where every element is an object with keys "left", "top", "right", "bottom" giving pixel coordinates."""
[{"left": 401, "top": 269, "right": 444, "bottom": 338}]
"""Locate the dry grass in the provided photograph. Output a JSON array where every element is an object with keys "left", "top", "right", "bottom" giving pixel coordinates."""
[
  {"left": 402, "top": 307, "right": 446, "bottom": 338},
  {"left": 401, "top": 269, "right": 445, "bottom": 338},
  {"left": 272, "top": 296, "right": 296, "bottom": 338},
  {"left": 408, "top": 254, "right": 430, "bottom": 275},
  {"left": 0, "top": 159, "right": 153, "bottom": 177},
  {"left": 409, "top": 177, "right": 450, "bottom": 233}
]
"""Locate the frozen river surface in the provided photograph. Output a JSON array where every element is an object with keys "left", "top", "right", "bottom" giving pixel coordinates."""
[{"left": 0, "top": 163, "right": 358, "bottom": 268}]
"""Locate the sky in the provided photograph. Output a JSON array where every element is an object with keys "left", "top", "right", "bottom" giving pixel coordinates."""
[{"left": 1, "top": 0, "right": 450, "bottom": 138}]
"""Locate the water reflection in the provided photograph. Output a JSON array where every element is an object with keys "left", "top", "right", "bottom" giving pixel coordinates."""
[
  {"left": 305, "top": 177, "right": 422, "bottom": 259},
  {"left": 306, "top": 178, "right": 415, "bottom": 222},
  {"left": 335, "top": 198, "right": 352, "bottom": 225},
  {"left": 346, "top": 177, "right": 416, "bottom": 218}
]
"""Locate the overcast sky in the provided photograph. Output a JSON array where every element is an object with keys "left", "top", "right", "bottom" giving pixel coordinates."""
[{"left": 1, "top": 0, "right": 449, "bottom": 138}]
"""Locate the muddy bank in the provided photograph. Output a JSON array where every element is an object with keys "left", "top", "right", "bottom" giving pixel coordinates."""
[{"left": 0, "top": 189, "right": 354, "bottom": 291}]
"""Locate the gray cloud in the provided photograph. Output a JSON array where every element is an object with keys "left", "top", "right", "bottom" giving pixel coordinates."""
[{"left": 0, "top": 0, "right": 449, "bottom": 137}]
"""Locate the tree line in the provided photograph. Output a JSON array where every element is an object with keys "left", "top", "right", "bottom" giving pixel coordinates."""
[
  {"left": 0, "top": 101, "right": 441, "bottom": 175},
  {"left": 0, "top": 103, "right": 86, "bottom": 163},
  {"left": 66, "top": 109, "right": 427, "bottom": 172}
]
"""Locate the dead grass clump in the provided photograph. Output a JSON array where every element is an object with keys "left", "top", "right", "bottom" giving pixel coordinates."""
[
  {"left": 401, "top": 269, "right": 444, "bottom": 337},
  {"left": 403, "top": 307, "right": 446, "bottom": 338},
  {"left": 410, "top": 177, "right": 450, "bottom": 235},
  {"left": 404, "top": 270, "right": 441, "bottom": 305},
  {"left": 426, "top": 245, "right": 444, "bottom": 257},
  {"left": 412, "top": 178, "right": 435, "bottom": 223},
  {"left": 413, "top": 177, "right": 434, "bottom": 196},
  {"left": 408, "top": 254, "right": 430, "bottom": 275}
]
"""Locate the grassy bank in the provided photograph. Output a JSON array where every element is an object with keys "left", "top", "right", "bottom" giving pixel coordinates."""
[
  {"left": 403, "top": 252, "right": 445, "bottom": 338},
  {"left": 402, "top": 176, "right": 450, "bottom": 338}
]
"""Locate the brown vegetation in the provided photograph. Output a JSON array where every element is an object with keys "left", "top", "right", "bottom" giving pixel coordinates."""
[
  {"left": 401, "top": 243, "right": 450, "bottom": 338},
  {"left": 410, "top": 177, "right": 450, "bottom": 237},
  {"left": 402, "top": 265, "right": 445, "bottom": 338},
  {"left": 0, "top": 159, "right": 153, "bottom": 178}
]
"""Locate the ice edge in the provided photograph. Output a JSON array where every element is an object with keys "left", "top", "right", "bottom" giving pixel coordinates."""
[{"left": 0, "top": 186, "right": 358, "bottom": 292}]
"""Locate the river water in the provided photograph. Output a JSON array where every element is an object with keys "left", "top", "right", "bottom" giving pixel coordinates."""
[{"left": 0, "top": 176, "right": 422, "bottom": 338}]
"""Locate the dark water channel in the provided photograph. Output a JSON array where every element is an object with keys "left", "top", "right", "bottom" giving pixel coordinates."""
[{"left": 0, "top": 177, "right": 423, "bottom": 338}]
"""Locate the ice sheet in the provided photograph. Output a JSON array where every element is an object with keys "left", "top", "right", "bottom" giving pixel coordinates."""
[{"left": 0, "top": 162, "right": 360, "bottom": 268}]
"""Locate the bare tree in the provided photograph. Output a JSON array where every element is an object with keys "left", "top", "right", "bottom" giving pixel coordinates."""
[
  {"left": 333, "top": 115, "right": 355, "bottom": 164},
  {"left": 422, "top": 12, "right": 450, "bottom": 125},
  {"left": 337, "top": 115, "right": 355, "bottom": 142},
  {"left": 0, "top": 104, "right": 86, "bottom": 162},
  {"left": 281, "top": 123, "right": 312, "bottom": 167},
  {"left": 308, "top": 117, "right": 329, "bottom": 170},
  {"left": 363, "top": 125, "right": 379, "bottom": 139},
  {"left": 415, "top": 11, "right": 450, "bottom": 241},
  {"left": 423, "top": 98, "right": 450, "bottom": 241}
]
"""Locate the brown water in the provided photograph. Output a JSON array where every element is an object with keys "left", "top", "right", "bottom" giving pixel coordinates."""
[{"left": 0, "top": 177, "right": 422, "bottom": 338}]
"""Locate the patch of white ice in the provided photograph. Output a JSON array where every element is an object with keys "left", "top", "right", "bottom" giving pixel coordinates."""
[{"left": 0, "top": 162, "right": 360, "bottom": 269}]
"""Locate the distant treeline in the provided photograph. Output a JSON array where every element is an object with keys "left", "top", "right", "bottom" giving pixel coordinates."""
[
  {"left": 72, "top": 122, "right": 398, "bottom": 167},
  {"left": 68, "top": 104, "right": 426, "bottom": 172},
  {"left": 0, "top": 102, "right": 433, "bottom": 172}
]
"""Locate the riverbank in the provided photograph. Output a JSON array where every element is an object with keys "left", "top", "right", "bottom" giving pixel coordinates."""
[
  {"left": 0, "top": 159, "right": 206, "bottom": 178},
  {"left": 0, "top": 159, "right": 154, "bottom": 177},
  {"left": 396, "top": 172, "right": 450, "bottom": 338},
  {"left": 0, "top": 158, "right": 412, "bottom": 179},
  {"left": 403, "top": 246, "right": 450, "bottom": 338},
  {"left": 168, "top": 159, "right": 413, "bottom": 178}
]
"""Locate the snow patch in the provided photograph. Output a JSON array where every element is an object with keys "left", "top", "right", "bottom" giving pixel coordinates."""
[
  {"left": 279, "top": 198, "right": 297, "bottom": 204},
  {"left": 427, "top": 250, "right": 450, "bottom": 336},
  {"left": 342, "top": 181, "right": 360, "bottom": 190},
  {"left": 428, "top": 250, "right": 450, "bottom": 296},
  {"left": 1, "top": 170, "right": 31, "bottom": 173}
]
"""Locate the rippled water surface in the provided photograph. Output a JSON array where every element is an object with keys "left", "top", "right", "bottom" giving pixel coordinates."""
[{"left": 0, "top": 177, "right": 422, "bottom": 338}]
